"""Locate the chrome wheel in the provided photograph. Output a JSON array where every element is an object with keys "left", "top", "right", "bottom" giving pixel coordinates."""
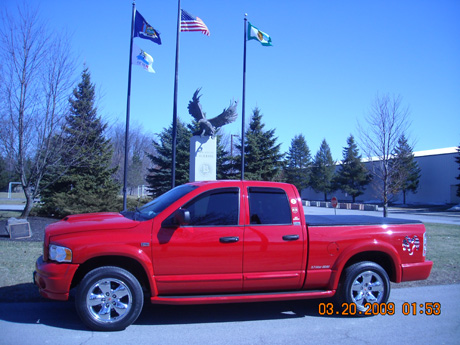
[
  {"left": 350, "top": 270, "right": 385, "bottom": 310},
  {"left": 338, "top": 261, "right": 390, "bottom": 314},
  {"left": 76, "top": 266, "right": 143, "bottom": 331},
  {"left": 86, "top": 278, "right": 133, "bottom": 323}
]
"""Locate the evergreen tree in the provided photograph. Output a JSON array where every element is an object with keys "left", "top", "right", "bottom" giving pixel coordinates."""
[
  {"left": 334, "top": 135, "right": 371, "bottom": 202},
  {"left": 390, "top": 135, "right": 421, "bottom": 204},
  {"left": 284, "top": 134, "right": 312, "bottom": 192},
  {"left": 146, "top": 119, "right": 191, "bottom": 197},
  {"left": 216, "top": 133, "right": 234, "bottom": 180},
  {"left": 310, "top": 139, "right": 336, "bottom": 201},
  {"left": 40, "top": 68, "right": 119, "bottom": 216},
  {"left": 236, "top": 108, "right": 283, "bottom": 181},
  {"left": 0, "top": 156, "right": 9, "bottom": 191},
  {"left": 127, "top": 152, "right": 144, "bottom": 194}
]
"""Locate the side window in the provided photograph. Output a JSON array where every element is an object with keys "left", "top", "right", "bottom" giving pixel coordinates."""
[
  {"left": 248, "top": 187, "right": 292, "bottom": 225},
  {"left": 183, "top": 188, "right": 239, "bottom": 226}
]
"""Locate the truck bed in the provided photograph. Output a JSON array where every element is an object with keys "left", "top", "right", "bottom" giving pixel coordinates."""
[{"left": 305, "top": 215, "right": 421, "bottom": 227}]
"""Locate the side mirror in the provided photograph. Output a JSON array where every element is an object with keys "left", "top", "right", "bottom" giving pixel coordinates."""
[
  {"left": 174, "top": 208, "right": 190, "bottom": 225},
  {"left": 162, "top": 208, "right": 191, "bottom": 228}
]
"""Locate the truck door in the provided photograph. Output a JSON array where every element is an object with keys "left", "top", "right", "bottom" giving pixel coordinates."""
[
  {"left": 243, "top": 186, "right": 305, "bottom": 292},
  {"left": 152, "top": 187, "right": 244, "bottom": 294}
]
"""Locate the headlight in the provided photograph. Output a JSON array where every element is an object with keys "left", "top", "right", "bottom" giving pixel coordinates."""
[{"left": 49, "top": 244, "right": 72, "bottom": 263}]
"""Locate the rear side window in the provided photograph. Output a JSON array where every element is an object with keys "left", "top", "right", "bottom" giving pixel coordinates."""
[
  {"left": 183, "top": 188, "right": 239, "bottom": 226},
  {"left": 248, "top": 187, "right": 292, "bottom": 225}
]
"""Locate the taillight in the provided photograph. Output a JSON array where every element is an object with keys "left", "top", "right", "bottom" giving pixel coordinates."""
[{"left": 423, "top": 232, "right": 427, "bottom": 257}]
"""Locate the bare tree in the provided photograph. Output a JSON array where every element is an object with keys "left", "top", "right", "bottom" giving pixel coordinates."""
[
  {"left": 108, "top": 121, "right": 155, "bottom": 195},
  {"left": 358, "top": 94, "right": 410, "bottom": 217},
  {"left": 0, "top": 5, "right": 76, "bottom": 218}
]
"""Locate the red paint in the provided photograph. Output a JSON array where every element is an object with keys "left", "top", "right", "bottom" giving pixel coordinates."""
[{"left": 34, "top": 180, "right": 432, "bottom": 304}]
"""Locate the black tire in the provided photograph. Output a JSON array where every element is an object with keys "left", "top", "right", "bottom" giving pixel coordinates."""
[
  {"left": 337, "top": 261, "right": 390, "bottom": 313},
  {"left": 75, "top": 266, "right": 144, "bottom": 331}
]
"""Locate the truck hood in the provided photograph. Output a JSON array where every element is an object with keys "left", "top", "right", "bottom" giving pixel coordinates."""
[{"left": 46, "top": 212, "right": 140, "bottom": 237}]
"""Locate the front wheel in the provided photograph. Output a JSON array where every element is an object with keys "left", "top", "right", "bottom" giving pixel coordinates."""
[
  {"left": 337, "top": 261, "right": 390, "bottom": 313},
  {"left": 75, "top": 266, "right": 144, "bottom": 331}
]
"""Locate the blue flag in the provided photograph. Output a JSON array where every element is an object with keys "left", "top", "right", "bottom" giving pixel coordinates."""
[{"left": 134, "top": 11, "right": 161, "bottom": 45}]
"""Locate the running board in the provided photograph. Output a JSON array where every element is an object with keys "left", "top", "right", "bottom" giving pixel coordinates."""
[{"left": 150, "top": 289, "right": 335, "bottom": 305}]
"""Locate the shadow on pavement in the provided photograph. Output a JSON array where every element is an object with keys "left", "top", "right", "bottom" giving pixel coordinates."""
[{"left": 0, "top": 292, "right": 343, "bottom": 331}]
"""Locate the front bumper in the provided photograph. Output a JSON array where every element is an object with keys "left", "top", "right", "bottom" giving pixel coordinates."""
[
  {"left": 401, "top": 260, "right": 433, "bottom": 282},
  {"left": 33, "top": 255, "right": 79, "bottom": 301}
]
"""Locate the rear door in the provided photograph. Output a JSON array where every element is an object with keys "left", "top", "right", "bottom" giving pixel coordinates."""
[
  {"left": 243, "top": 185, "right": 305, "bottom": 292},
  {"left": 152, "top": 187, "right": 244, "bottom": 294}
]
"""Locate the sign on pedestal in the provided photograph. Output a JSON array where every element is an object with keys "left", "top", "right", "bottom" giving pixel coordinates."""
[{"left": 190, "top": 136, "right": 216, "bottom": 182}]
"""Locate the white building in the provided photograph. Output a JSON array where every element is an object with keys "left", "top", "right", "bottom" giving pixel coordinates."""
[{"left": 301, "top": 147, "right": 460, "bottom": 205}]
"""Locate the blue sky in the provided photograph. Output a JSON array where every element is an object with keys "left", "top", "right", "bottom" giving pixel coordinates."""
[{"left": 3, "top": 0, "right": 460, "bottom": 160}]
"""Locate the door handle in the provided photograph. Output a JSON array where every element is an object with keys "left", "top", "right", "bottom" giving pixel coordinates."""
[
  {"left": 283, "top": 234, "right": 299, "bottom": 241},
  {"left": 219, "top": 236, "right": 239, "bottom": 243}
]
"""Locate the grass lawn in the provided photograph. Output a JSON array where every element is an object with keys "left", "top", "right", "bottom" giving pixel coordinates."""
[
  {"left": 0, "top": 222, "right": 458, "bottom": 302},
  {"left": 423, "top": 223, "right": 460, "bottom": 285},
  {"left": 0, "top": 192, "right": 26, "bottom": 200},
  {"left": 0, "top": 211, "right": 22, "bottom": 218},
  {"left": 0, "top": 241, "right": 43, "bottom": 302}
]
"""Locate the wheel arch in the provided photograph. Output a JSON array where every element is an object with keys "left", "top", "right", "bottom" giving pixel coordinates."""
[
  {"left": 329, "top": 245, "right": 401, "bottom": 290},
  {"left": 341, "top": 251, "right": 396, "bottom": 281},
  {"left": 71, "top": 255, "right": 152, "bottom": 296}
]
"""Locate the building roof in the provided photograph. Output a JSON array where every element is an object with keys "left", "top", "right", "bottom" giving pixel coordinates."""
[
  {"left": 413, "top": 147, "right": 458, "bottom": 157},
  {"left": 358, "top": 147, "right": 458, "bottom": 163}
]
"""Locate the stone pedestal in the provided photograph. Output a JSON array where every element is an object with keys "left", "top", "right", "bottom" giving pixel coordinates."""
[
  {"left": 190, "top": 136, "right": 216, "bottom": 182},
  {"left": 7, "top": 218, "right": 31, "bottom": 239}
]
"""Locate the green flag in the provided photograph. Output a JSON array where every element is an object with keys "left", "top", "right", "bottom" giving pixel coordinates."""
[{"left": 247, "top": 22, "right": 272, "bottom": 46}]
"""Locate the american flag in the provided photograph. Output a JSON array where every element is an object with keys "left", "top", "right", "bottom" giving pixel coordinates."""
[{"left": 180, "top": 10, "right": 210, "bottom": 36}]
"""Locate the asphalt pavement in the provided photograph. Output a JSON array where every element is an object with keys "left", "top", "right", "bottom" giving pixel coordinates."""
[
  {"left": 0, "top": 203, "right": 25, "bottom": 211},
  {"left": 0, "top": 284, "right": 458, "bottom": 345}
]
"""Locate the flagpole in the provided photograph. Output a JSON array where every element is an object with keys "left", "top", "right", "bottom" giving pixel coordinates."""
[
  {"left": 241, "top": 14, "right": 247, "bottom": 180},
  {"left": 171, "top": 0, "right": 181, "bottom": 189},
  {"left": 123, "top": 1, "right": 136, "bottom": 211}
]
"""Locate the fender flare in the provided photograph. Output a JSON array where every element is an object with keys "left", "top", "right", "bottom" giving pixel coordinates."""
[
  {"left": 74, "top": 244, "right": 158, "bottom": 297},
  {"left": 328, "top": 240, "right": 402, "bottom": 289}
]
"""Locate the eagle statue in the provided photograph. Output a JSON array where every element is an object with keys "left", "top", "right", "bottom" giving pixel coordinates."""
[{"left": 188, "top": 88, "right": 238, "bottom": 138}]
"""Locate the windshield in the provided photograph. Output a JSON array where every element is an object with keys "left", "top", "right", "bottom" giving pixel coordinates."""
[{"left": 126, "top": 184, "right": 198, "bottom": 221}]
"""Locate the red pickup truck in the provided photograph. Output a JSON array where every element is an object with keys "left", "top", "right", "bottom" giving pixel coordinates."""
[{"left": 34, "top": 180, "right": 432, "bottom": 331}]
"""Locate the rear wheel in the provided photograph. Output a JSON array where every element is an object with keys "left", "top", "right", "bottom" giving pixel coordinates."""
[
  {"left": 337, "top": 261, "right": 390, "bottom": 313},
  {"left": 75, "top": 266, "right": 144, "bottom": 331}
]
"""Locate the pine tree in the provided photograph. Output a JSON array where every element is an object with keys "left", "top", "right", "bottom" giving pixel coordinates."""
[
  {"left": 0, "top": 156, "right": 9, "bottom": 191},
  {"left": 40, "top": 68, "right": 119, "bottom": 216},
  {"left": 236, "top": 108, "right": 283, "bottom": 181},
  {"left": 146, "top": 119, "right": 191, "bottom": 197},
  {"left": 334, "top": 135, "right": 371, "bottom": 202},
  {"left": 310, "top": 139, "right": 336, "bottom": 201},
  {"left": 390, "top": 135, "right": 421, "bottom": 204},
  {"left": 215, "top": 133, "right": 234, "bottom": 180},
  {"left": 127, "top": 152, "right": 144, "bottom": 194},
  {"left": 284, "top": 134, "right": 312, "bottom": 192}
]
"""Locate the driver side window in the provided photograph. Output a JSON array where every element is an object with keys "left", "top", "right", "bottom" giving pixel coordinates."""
[{"left": 182, "top": 188, "right": 239, "bottom": 226}]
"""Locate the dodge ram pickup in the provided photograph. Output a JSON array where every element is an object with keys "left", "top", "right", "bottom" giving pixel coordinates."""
[{"left": 34, "top": 180, "right": 432, "bottom": 331}]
